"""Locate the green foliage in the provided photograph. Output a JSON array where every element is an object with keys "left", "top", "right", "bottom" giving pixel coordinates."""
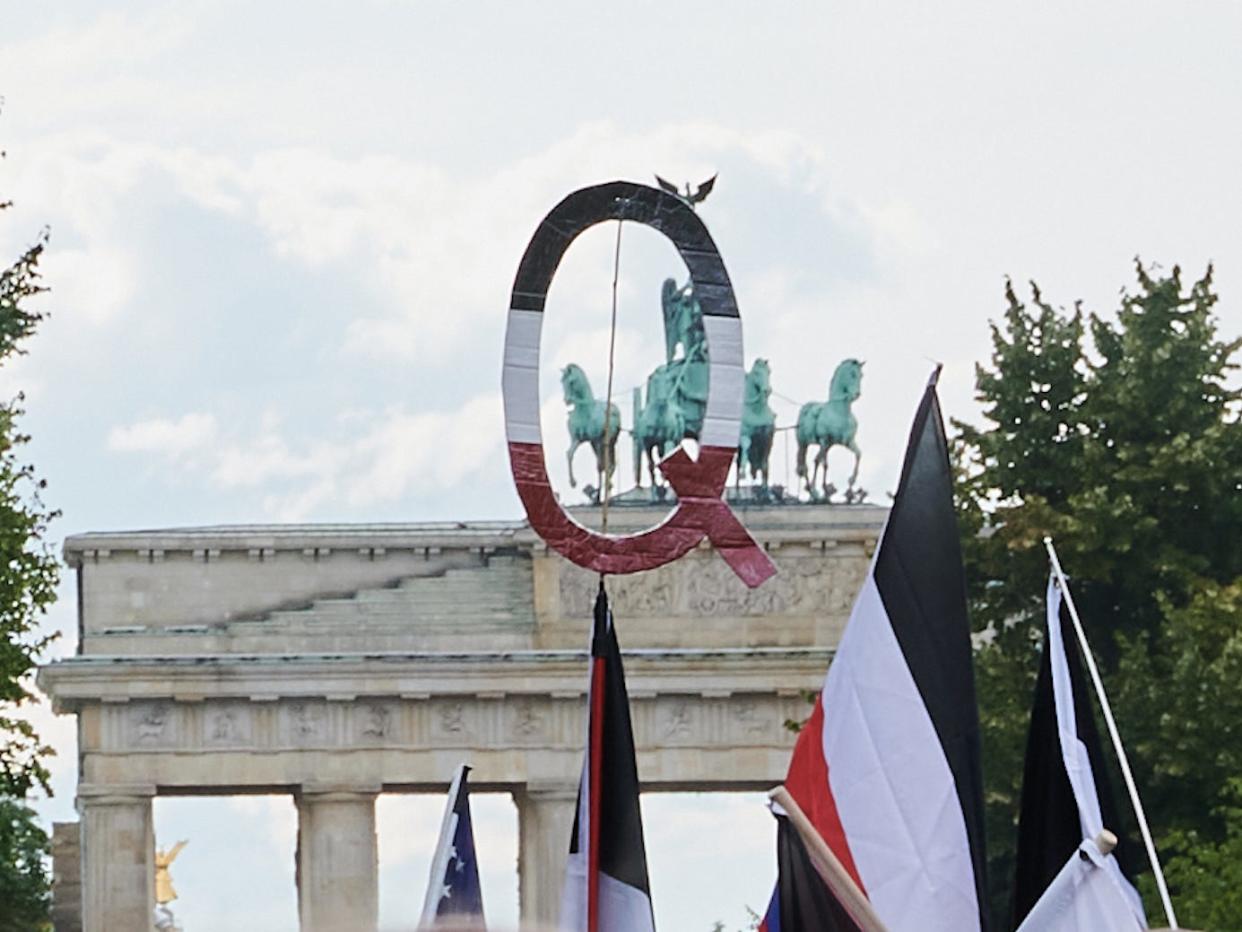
[
  {"left": 0, "top": 130, "right": 60, "bottom": 800},
  {"left": 0, "top": 794, "right": 51, "bottom": 931},
  {"left": 1152, "top": 779, "right": 1242, "bottom": 932},
  {"left": 954, "top": 261, "right": 1242, "bottom": 929}
]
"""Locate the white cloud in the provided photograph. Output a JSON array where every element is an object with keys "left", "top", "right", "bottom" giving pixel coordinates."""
[
  {"left": 106, "top": 393, "right": 504, "bottom": 522},
  {"left": 107, "top": 412, "right": 218, "bottom": 458}
]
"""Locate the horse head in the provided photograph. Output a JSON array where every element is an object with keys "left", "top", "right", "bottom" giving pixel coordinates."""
[
  {"left": 829, "top": 358, "right": 864, "bottom": 403},
  {"left": 561, "top": 363, "right": 590, "bottom": 405},
  {"left": 745, "top": 358, "right": 772, "bottom": 404}
]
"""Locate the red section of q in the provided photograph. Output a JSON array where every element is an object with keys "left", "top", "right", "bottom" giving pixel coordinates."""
[{"left": 509, "top": 441, "right": 776, "bottom": 588}]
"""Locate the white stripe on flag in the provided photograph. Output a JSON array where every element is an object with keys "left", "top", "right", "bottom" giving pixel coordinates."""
[
  {"left": 821, "top": 574, "right": 979, "bottom": 932},
  {"left": 1046, "top": 578, "right": 1146, "bottom": 925},
  {"left": 562, "top": 850, "right": 655, "bottom": 932}
]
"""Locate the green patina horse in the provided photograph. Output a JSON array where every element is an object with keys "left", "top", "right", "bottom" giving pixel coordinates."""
[
  {"left": 561, "top": 363, "right": 621, "bottom": 494},
  {"left": 632, "top": 364, "right": 685, "bottom": 495},
  {"left": 737, "top": 358, "right": 776, "bottom": 489},
  {"left": 796, "top": 358, "right": 864, "bottom": 501}
]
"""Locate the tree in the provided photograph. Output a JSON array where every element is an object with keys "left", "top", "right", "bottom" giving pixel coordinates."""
[
  {"left": 954, "top": 261, "right": 1242, "bottom": 929},
  {"left": 0, "top": 795, "right": 50, "bottom": 932},
  {"left": 0, "top": 116, "right": 59, "bottom": 931}
]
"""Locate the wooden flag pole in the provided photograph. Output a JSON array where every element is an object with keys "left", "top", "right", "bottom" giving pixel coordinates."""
[
  {"left": 1044, "top": 537, "right": 1179, "bottom": 930},
  {"left": 768, "top": 786, "right": 889, "bottom": 932}
]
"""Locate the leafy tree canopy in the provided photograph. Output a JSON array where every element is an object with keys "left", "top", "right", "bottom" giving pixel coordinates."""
[
  {"left": 0, "top": 117, "right": 60, "bottom": 801},
  {"left": 955, "top": 261, "right": 1242, "bottom": 929},
  {"left": 0, "top": 794, "right": 51, "bottom": 931}
]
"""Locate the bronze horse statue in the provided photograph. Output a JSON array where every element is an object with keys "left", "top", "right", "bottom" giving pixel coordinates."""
[
  {"left": 561, "top": 363, "right": 620, "bottom": 494},
  {"left": 737, "top": 358, "right": 776, "bottom": 489},
  {"left": 632, "top": 364, "right": 685, "bottom": 496},
  {"left": 796, "top": 358, "right": 863, "bottom": 501}
]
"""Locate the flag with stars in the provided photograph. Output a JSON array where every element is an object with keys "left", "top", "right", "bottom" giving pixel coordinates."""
[{"left": 420, "top": 764, "right": 485, "bottom": 928}]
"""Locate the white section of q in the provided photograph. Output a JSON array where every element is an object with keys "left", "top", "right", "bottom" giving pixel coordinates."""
[
  {"left": 1016, "top": 837, "right": 1145, "bottom": 932},
  {"left": 699, "top": 315, "right": 744, "bottom": 448},
  {"left": 1046, "top": 578, "right": 1147, "bottom": 926},
  {"left": 820, "top": 574, "right": 980, "bottom": 932},
  {"left": 503, "top": 308, "right": 544, "bottom": 445}
]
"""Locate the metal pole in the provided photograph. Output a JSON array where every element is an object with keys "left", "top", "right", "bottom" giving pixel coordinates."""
[{"left": 1043, "top": 536, "right": 1179, "bottom": 929}]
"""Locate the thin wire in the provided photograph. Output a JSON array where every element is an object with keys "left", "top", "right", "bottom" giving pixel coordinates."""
[
  {"left": 1043, "top": 537, "right": 1179, "bottom": 930},
  {"left": 599, "top": 220, "right": 623, "bottom": 538}
]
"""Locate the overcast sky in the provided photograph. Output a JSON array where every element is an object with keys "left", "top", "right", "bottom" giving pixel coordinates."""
[{"left": 3, "top": 2, "right": 1242, "bottom": 929}]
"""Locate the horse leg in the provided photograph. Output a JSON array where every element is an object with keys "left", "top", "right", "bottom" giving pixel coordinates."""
[
  {"left": 590, "top": 439, "right": 605, "bottom": 493},
  {"left": 567, "top": 439, "right": 580, "bottom": 488},
  {"left": 813, "top": 446, "right": 828, "bottom": 500},
  {"left": 848, "top": 440, "right": 862, "bottom": 490},
  {"left": 796, "top": 440, "right": 811, "bottom": 494}
]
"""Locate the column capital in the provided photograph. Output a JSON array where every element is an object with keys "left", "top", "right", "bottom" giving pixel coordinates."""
[
  {"left": 296, "top": 782, "right": 382, "bottom": 801},
  {"left": 76, "top": 783, "right": 156, "bottom": 808},
  {"left": 516, "top": 781, "right": 579, "bottom": 802}
]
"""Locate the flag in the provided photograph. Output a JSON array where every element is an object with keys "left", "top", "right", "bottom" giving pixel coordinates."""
[
  {"left": 1016, "top": 833, "right": 1145, "bottom": 932},
  {"left": 560, "top": 585, "right": 655, "bottom": 932},
  {"left": 759, "top": 810, "right": 864, "bottom": 932},
  {"left": 1010, "top": 577, "right": 1145, "bottom": 930},
  {"left": 420, "top": 764, "right": 485, "bottom": 928},
  {"left": 776, "top": 371, "right": 990, "bottom": 931}
]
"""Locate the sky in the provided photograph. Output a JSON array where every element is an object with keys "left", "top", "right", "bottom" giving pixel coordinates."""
[{"left": 2, "top": 1, "right": 1242, "bottom": 929}]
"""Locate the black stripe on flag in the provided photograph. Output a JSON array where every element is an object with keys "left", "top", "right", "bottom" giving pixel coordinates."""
[
  {"left": 871, "top": 372, "right": 990, "bottom": 928},
  {"left": 1012, "top": 591, "right": 1138, "bottom": 927},
  {"left": 770, "top": 813, "right": 863, "bottom": 932},
  {"left": 567, "top": 586, "right": 652, "bottom": 897}
]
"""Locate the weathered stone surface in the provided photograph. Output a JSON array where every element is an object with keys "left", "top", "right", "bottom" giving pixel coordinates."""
[{"left": 51, "top": 821, "right": 83, "bottom": 932}]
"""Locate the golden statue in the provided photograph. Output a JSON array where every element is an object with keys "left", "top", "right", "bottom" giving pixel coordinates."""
[{"left": 154, "top": 840, "right": 188, "bottom": 904}]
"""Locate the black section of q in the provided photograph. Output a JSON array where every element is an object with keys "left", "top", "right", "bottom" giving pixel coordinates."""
[{"left": 510, "top": 181, "right": 738, "bottom": 319}]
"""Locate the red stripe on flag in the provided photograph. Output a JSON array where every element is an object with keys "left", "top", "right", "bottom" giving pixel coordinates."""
[
  {"left": 587, "top": 655, "right": 606, "bottom": 932},
  {"left": 784, "top": 698, "right": 867, "bottom": 894}
]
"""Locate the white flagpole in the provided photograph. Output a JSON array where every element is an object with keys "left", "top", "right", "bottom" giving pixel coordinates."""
[{"left": 1043, "top": 536, "right": 1179, "bottom": 929}]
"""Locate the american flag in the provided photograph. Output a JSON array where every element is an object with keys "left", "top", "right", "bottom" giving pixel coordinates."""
[{"left": 420, "top": 764, "right": 485, "bottom": 927}]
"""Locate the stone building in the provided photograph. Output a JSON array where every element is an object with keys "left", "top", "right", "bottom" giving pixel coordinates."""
[{"left": 38, "top": 503, "right": 885, "bottom": 932}]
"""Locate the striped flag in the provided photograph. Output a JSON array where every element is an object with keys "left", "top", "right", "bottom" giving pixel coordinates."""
[
  {"left": 761, "top": 811, "right": 864, "bottom": 932},
  {"left": 560, "top": 585, "right": 655, "bottom": 932},
  {"left": 772, "top": 371, "right": 989, "bottom": 932},
  {"left": 1011, "top": 577, "right": 1146, "bottom": 930},
  {"left": 420, "top": 764, "right": 485, "bottom": 928}
]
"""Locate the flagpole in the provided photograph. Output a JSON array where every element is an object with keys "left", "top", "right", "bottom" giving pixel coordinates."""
[
  {"left": 1043, "top": 537, "right": 1179, "bottom": 929},
  {"left": 768, "top": 786, "right": 889, "bottom": 932}
]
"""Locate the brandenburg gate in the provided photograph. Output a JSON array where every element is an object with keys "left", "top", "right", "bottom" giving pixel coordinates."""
[{"left": 38, "top": 503, "right": 882, "bottom": 931}]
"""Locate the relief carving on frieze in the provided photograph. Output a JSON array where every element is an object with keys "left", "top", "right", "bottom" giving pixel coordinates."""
[
  {"left": 131, "top": 702, "right": 172, "bottom": 746},
  {"left": 512, "top": 699, "right": 545, "bottom": 739},
  {"left": 286, "top": 701, "right": 326, "bottom": 746},
  {"left": 205, "top": 703, "right": 252, "bottom": 747},
  {"left": 559, "top": 562, "right": 678, "bottom": 618},
  {"left": 358, "top": 702, "right": 393, "bottom": 742},
  {"left": 560, "top": 550, "right": 867, "bottom": 621}
]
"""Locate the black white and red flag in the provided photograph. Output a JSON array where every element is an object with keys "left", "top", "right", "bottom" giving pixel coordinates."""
[
  {"left": 560, "top": 585, "right": 655, "bottom": 932},
  {"left": 1010, "top": 577, "right": 1146, "bottom": 930},
  {"left": 765, "top": 371, "right": 990, "bottom": 932},
  {"left": 759, "top": 811, "right": 865, "bottom": 932}
]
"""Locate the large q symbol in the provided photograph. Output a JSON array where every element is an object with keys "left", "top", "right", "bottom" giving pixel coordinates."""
[{"left": 502, "top": 180, "right": 776, "bottom": 588}]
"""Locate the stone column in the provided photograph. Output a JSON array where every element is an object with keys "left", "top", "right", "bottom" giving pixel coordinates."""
[
  {"left": 515, "top": 783, "right": 579, "bottom": 927},
  {"left": 76, "top": 784, "right": 155, "bottom": 932},
  {"left": 51, "top": 821, "right": 83, "bottom": 932},
  {"left": 296, "top": 785, "right": 379, "bottom": 932}
]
